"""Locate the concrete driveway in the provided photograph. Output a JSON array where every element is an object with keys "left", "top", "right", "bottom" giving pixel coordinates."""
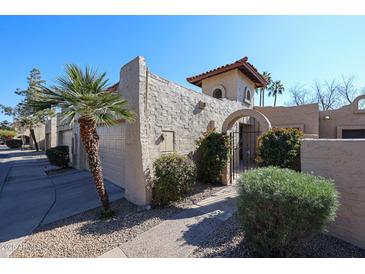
[{"left": 0, "top": 146, "right": 124, "bottom": 257}]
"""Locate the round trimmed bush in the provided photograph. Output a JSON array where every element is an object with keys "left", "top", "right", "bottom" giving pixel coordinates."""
[
  {"left": 153, "top": 153, "right": 197, "bottom": 207},
  {"left": 256, "top": 128, "right": 303, "bottom": 171},
  {"left": 195, "top": 130, "right": 230, "bottom": 184},
  {"left": 46, "top": 146, "right": 70, "bottom": 168},
  {"left": 237, "top": 167, "right": 339, "bottom": 257},
  {"left": 5, "top": 139, "right": 23, "bottom": 148}
]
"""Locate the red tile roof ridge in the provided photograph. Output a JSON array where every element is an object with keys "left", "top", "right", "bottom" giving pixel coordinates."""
[{"left": 186, "top": 56, "right": 267, "bottom": 88}]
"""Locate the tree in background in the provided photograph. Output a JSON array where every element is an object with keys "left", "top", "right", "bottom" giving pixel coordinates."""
[
  {"left": 268, "top": 80, "right": 285, "bottom": 107},
  {"left": 31, "top": 64, "right": 135, "bottom": 216},
  {"left": 286, "top": 75, "right": 365, "bottom": 110},
  {"left": 257, "top": 71, "right": 272, "bottom": 107},
  {"left": 313, "top": 79, "right": 340, "bottom": 111},
  {"left": 1, "top": 68, "right": 53, "bottom": 151},
  {"left": 0, "top": 120, "right": 13, "bottom": 130},
  {"left": 286, "top": 84, "right": 314, "bottom": 106},
  {"left": 0, "top": 120, "right": 15, "bottom": 143},
  {"left": 338, "top": 75, "right": 362, "bottom": 104},
  {"left": 0, "top": 129, "right": 16, "bottom": 141}
]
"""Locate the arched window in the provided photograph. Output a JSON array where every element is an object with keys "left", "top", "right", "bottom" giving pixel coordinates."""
[
  {"left": 212, "top": 88, "right": 223, "bottom": 99},
  {"left": 244, "top": 87, "right": 251, "bottom": 102},
  {"left": 358, "top": 98, "right": 365, "bottom": 110}
]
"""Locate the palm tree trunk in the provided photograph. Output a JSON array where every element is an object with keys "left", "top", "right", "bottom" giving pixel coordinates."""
[
  {"left": 274, "top": 94, "right": 277, "bottom": 107},
  {"left": 78, "top": 117, "right": 111, "bottom": 213},
  {"left": 262, "top": 91, "right": 265, "bottom": 107},
  {"left": 259, "top": 89, "right": 262, "bottom": 107},
  {"left": 29, "top": 127, "right": 39, "bottom": 151}
]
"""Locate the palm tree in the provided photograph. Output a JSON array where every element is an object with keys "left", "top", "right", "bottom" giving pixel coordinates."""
[
  {"left": 31, "top": 64, "right": 135, "bottom": 215},
  {"left": 268, "top": 80, "right": 285, "bottom": 107},
  {"left": 260, "top": 72, "right": 272, "bottom": 107}
]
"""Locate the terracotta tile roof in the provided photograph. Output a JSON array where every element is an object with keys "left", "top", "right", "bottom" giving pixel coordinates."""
[
  {"left": 186, "top": 57, "right": 268, "bottom": 88},
  {"left": 106, "top": 81, "right": 119, "bottom": 92}
]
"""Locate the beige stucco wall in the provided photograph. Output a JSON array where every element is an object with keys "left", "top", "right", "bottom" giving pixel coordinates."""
[
  {"left": 45, "top": 117, "right": 57, "bottom": 149},
  {"left": 17, "top": 124, "right": 46, "bottom": 150},
  {"left": 66, "top": 56, "right": 267, "bottom": 205},
  {"left": 255, "top": 104, "right": 320, "bottom": 138},
  {"left": 97, "top": 124, "right": 126, "bottom": 189},
  {"left": 201, "top": 69, "right": 255, "bottom": 108},
  {"left": 56, "top": 113, "right": 74, "bottom": 163},
  {"left": 301, "top": 139, "right": 365, "bottom": 249},
  {"left": 319, "top": 95, "right": 365, "bottom": 138},
  {"left": 112, "top": 56, "right": 266, "bottom": 205}
]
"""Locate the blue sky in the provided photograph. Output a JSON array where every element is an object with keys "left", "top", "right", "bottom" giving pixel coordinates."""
[{"left": 1, "top": 16, "right": 365, "bottom": 121}]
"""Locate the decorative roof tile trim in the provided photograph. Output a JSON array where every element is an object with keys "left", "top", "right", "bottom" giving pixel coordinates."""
[
  {"left": 106, "top": 81, "right": 119, "bottom": 92},
  {"left": 186, "top": 57, "right": 268, "bottom": 88}
]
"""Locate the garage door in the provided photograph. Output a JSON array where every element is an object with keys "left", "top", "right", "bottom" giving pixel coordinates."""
[
  {"left": 58, "top": 129, "right": 73, "bottom": 164},
  {"left": 97, "top": 125, "right": 126, "bottom": 188}
]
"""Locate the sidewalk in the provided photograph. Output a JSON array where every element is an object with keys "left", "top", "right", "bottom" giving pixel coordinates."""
[
  {"left": 0, "top": 147, "right": 124, "bottom": 258},
  {"left": 99, "top": 186, "right": 238, "bottom": 258}
]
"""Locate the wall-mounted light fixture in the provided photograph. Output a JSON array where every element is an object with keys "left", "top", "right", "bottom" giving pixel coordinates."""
[
  {"left": 198, "top": 101, "right": 206, "bottom": 109},
  {"left": 323, "top": 115, "right": 331, "bottom": 120}
]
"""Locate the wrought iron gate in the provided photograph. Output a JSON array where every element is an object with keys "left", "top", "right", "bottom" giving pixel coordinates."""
[{"left": 229, "top": 119, "right": 261, "bottom": 183}]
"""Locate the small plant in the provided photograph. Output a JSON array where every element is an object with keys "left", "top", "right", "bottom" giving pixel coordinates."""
[
  {"left": 153, "top": 153, "right": 196, "bottom": 207},
  {"left": 195, "top": 129, "right": 230, "bottom": 184},
  {"left": 5, "top": 139, "right": 23, "bottom": 148},
  {"left": 46, "top": 146, "right": 70, "bottom": 168},
  {"left": 256, "top": 128, "right": 303, "bottom": 170},
  {"left": 237, "top": 167, "right": 339, "bottom": 257}
]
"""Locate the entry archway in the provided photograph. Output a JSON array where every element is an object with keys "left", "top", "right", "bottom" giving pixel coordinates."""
[
  {"left": 222, "top": 108, "right": 271, "bottom": 134},
  {"left": 221, "top": 109, "right": 272, "bottom": 185}
]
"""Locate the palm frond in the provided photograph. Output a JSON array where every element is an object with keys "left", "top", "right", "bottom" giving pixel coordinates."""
[{"left": 30, "top": 64, "right": 135, "bottom": 127}]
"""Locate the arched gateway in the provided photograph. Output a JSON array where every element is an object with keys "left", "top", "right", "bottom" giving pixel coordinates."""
[
  {"left": 222, "top": 108, "right": 271, "bottom": 134},
  {"left": 221, "top": 109, "right": 272, "bottom": 185}
]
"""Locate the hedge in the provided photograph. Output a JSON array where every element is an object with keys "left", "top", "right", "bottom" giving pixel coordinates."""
[
  {"left": 46, "top": 146, "right": 70, "bottom": 168},
  {"left": 256, "top": 128, "right": 303, "bottom": 170},
  {"left": 195, "top": 130, "right": 230, "bottom": 184},
  {"left": 237, "top": 167, "right": 339, "bottom": 257},
  {"left": 5, "top": 139, "right": 23, "bottom": 148},
  {"left": 152, "top": 153, "right": 196, "bottom": 207}
]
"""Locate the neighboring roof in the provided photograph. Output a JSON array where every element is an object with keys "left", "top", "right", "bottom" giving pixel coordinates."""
[
  {"left": 186, "top": 57, "right": 268, "bottom": 88},
  {"left": 106, "top": 82, "right": 119, "bottom": 92}
]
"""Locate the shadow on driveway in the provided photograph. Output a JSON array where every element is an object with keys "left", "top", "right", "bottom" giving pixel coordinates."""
[{"left": 0, "top": 149, "right": 124, "bottom": 257}]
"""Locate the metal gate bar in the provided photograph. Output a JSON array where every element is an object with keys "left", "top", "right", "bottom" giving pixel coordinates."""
[{"left": 229, "top": 118, "right": 261, "bottom": 184}]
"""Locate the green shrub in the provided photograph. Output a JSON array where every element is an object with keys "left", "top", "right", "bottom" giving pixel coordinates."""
[
  {"left": 195, "top": 130, "right": 230, "bottom": 184},
  {"left": 153, "top": 153, "right": 197, "bottom": 207},
  {"left": 0, "top": 129, "right": 16, "bottom": 139},
  {"left": 256, "top": 128, "right": 303, "bottom": 170},
  {"left": 237, "top": 167, "right": 339, "bottom": 257},
  {"left": 46, "top": 146, "right": 70, "bottom": 168},
  {"left": 5, "top": 139, "right": 23, "bottom": 148}
]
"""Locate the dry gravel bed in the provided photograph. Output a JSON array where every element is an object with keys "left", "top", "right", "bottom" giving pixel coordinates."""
[
  {"left": 11, "top": 183, "right": 224, "bottom": 258},
  {"left": 192, "top": 214, "right": 365, "bottom": 258}
]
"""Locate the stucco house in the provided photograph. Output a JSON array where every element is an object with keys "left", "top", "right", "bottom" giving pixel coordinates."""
[{"left": 22, "top": 56, "right": 365, "bottom": 206}]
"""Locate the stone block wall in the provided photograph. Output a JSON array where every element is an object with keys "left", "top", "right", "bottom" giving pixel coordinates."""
[
  {"left": 301, "top": 139, "right": 365, "bottom": 249},
  {"left": 66, "top": 56, "right": 266, "bottom": 205},
  {"left": 145, "top": 71, "right": 245, "bottom": 159},
  {"left": 115, "top": 56, "right": 253, "bottom": 205}
]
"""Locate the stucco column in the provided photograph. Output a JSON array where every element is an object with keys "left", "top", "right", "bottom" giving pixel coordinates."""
[{"left": 118, "top": 56, "right": 151, "bottom": 206}]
